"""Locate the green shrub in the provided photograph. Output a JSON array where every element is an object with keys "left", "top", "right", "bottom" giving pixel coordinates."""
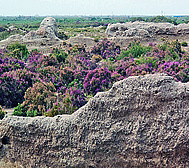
[
  {"left": 147, "top": 15, "right": 178, "bottom": 25},
  {"left": 67, "top": 79, "right": 83, "bottom": 89},
  {"left": 170, "top": 40, "right": 181, "bottom": 53},
  {"left": 135, "top": 56, "right": 158, "bottom": 68},
  {"left": 27, "top": 110, "right": 37, "bottom": 117},
  {"left": 0, "top": 105, "right": 6, "bottom": 120},
  {"left": 118, "top": 40, "right": 151, "bottom": 59},
  {"left": 57, "top": 31, "right": 68, "bottom": 40},
  {"left": 7, "top": 42, "right": 29, "bottom": 60},
  {"left": 45, "top": 104, "right": 60, "bottom": 117},
  {"left": 181, "top": 41, "right": 188, "bottom": 47},
  {"left": 158, "top": 39, "right": 181, "bottom": 59},
  {"left": 51, "top": 48, "right": 68, "bottom": 63},
  {"left": 130, "top": 17, "right": 145, "bottom": 22},
  {"left": 12, "top": 103, "right": 26, "bottom": 116}
]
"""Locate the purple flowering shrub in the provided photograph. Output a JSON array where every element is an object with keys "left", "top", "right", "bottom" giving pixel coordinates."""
[
  {"left": 26, "top": 50, "right": 43, "bottom": 72},
  {"left": 0, "top": 56, "right": 26, "bottom": 75},
  {"left": 6, "top": 69, "right": 36, "bottom": 87},
  {"left": 91, "top": 38, "right": 121, "bottom": 59},
  {"left": 73, "top": 69, "right": 89, "bottom": 84},
  {"left": 125, "top": 64, "right": 156, "bottom": 77},
  {"left": 65, "top": 87, "right": 87, "bottom": 110},
  {"left": 112, "top": 59, "right": 135, "bottom": 76},
  {"left": 0, "top": 68, "right": 36, "bottom": 108},
  {"left": 36, "top": 66, "right": 75, "bottom": 89},
  {"left": 111, "top": 71, "right": 124, "bottom": 83},
  {"left": 46, "top": 86, "right": 87, "bottom": 116},
  {"left": 0, "top": 73, "right": 27, "bottom": 107},
  {"left": 84, "top": 68, "right": 113, "bottom": 96},
  {"left": 157, "top": 61, "right": 189, "bottom": 82},
  {"left": 65, "top": 54, "right": 97, "bottom": 70},
  {"left": 26, "top": 50, "right": 58, "bottom": 72},
  {"left": 0, "top": 52, "right": 32, "bottom": 108}
]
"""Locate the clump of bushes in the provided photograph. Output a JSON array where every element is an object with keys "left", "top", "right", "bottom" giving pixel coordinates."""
[
  {"left": 6, "top": 42, "right": 29, "bottom": 60},
  {"left": 0, "top": 56, "right": 26, "bottom": 75},
  {"left": 146, "top": 15, "right": 178, "bottom": 25},
  {"left": 117, "top": 40, "right": 151, "bottom": 59},
  {"left": 1, "top": 39, "right": 189, "bottom": 118},
  {"left": 84, "top": 67, "right": 113, "bottom": 96},
  {"left": 91, "top": 38, "right": 120, "bottom": 60},
  {"left": 50, "top": 48, "right": 68, "bottom": 63},
  {"left": 26, "top": 51, "right": 58, "bottom": 72},
  {"left": 157, "top": 39, "right": 182, "bottom": 59},
  {"left": 0, "top": 73, "right": 27, "bottom": 107},
  {"left": 157, "top": 61, "right": 189, "bottom": 82},
  {"left": 46, "top": 86, "right": 87, "bottom": 116},
  {"left": 21, "top": 82, "right": 57, "bottom": 116}
]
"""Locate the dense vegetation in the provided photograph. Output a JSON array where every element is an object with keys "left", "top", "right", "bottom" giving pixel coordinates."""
[{"left": 0, "top": 38, "right": 188, "bottom": 119}]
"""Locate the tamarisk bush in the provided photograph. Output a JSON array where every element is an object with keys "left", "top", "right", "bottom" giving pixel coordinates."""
[
  {"left": 91, "top": 38, "right": 120, "bottom": 60},
  {"left": 0, "top": 73, "right": 27, "bottom": 107},
  {"left": 46, "top": 86, "right": 87, "bottom": 117},
  {"left": 21, "top": 82, "right": 57, "bottom": 116},
  {"left": 84, "top": 67, "right": 113, "bottom": 96}
]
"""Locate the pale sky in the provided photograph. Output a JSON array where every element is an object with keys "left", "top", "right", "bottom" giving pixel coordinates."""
[{"left": 0, "top": 0, "right": 189, "bottom": 16}]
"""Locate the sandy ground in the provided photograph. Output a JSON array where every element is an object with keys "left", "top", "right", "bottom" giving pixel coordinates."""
[{"left": 4, "top": 108, "right": 14, "bottom": 117}]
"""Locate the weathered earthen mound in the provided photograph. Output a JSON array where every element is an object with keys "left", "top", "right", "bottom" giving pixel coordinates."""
[
  {"left": 1, "top": 17, "right": 59, "bottom": 43},
  {"left": 0, "top": 17, "right": 61, "bottom": 53},
  {"left": 106, "top": 21, "right": 189, "bottom": 37},
  {"left": 0, "top": 73, "right": 189, "bottom": 167},
  {"left": 23, "top": 17, "right": 58, "bottom": 40}
]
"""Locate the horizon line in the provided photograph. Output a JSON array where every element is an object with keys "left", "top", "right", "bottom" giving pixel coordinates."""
[{"left": 1, "top": 14, "right": 189, "bottom": 17}]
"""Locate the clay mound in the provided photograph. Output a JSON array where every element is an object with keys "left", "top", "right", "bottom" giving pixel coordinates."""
[
  {"left": 0, "top": 17, "right": 61, "bottom": 53},
  {"left": 0, "top": 73, "right": 189, "bottom": 167},
  {"left": 23, "top": 17, "right": 59, "bottom": 40},
  {"left": 106, "top": 21, "right": 189, "bottom": 37},
  {"left": 1, "top": 17, "right": 59, "bottom": 43}
]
